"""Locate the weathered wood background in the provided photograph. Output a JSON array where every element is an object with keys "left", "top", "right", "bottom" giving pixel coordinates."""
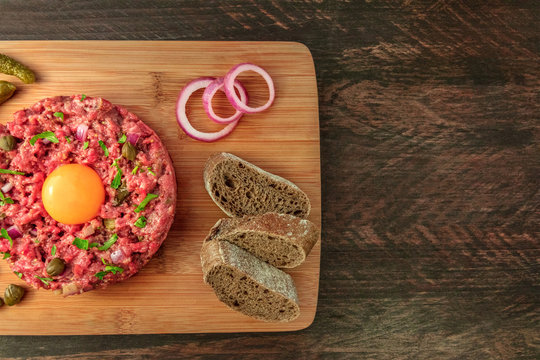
[{"left": 0, "top": 0, "right": 538, "bottom": 359}]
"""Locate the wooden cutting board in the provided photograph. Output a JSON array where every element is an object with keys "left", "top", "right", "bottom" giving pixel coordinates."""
[{"left": 0, "top": 41, "right": 320, "bottom": 334}]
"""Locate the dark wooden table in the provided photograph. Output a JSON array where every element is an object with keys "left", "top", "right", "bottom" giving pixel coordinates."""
[{"left": 1, "top": 1, "right": 538, "bottom": 359}]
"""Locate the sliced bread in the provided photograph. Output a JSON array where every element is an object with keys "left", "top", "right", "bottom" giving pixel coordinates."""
[
  {"left": 201, "top": 239, "right": 300, "bottom": 322},
  {"left": 204, "top": 152, "right": 311, "bottom": 218},
  {"left": 204, "top": 212, "right": 319, "bottom": 268}
]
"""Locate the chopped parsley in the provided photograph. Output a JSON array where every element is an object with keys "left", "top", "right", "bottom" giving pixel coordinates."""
[
  {"left": 35, "top": 275, "right": 54, "bottom": 286},
  {"left": 65, "top": 136, "right": 72, "bottom": 143},
  {"left": 1, "top": 228, "right": 13, "bottom": 247},
  {"left": 118, "top": 134, "right": 127, "bottom": 144},
  {"left": 80, "top": 94, "right": 86, "bottom": 101},
  {"left": 134, "top": 216, "right": 147, "bottom": 228},
  {"left": 134, "top": 193, "right": 158, "bottom": 213},
  {"left": 111, "top": 160, "right": 122, "bottom": 189},
  {"left": 0, "top": 169, "right": 25, "bottom": 175},
  {"left": 72, "top": 237, "right": 89, "bottom": 250},
  {"left": 14, "top": 271, "right": 22, "bottom": 279},
  {"left": 131, "top": 165, "right": 139, "bottom": 175},
  {"left": 98, "top": 140, "right": 109, "bottom": 157},
  {"left": 2, "top": 251, "right": 10, "bottom": 259},
  {"left": 0, "top": 190, "right": 14, "bottom": 206},
  {"left": 147, "top": 168, "right": 156, "bottom": 176},
  {"left": 82, "top": 141, "right": 89, "bottom": 150},
  {"left": 95, "top": 258, "right": 124, "bottom": 280},
  {"left": 73, "top": 237, "right": 100, "bottom": 250},
  {"left": 51, "top": 245, "right": 57, "bottom": 256},
  {"left": 98, "top": 234, "right": 118, "bottom": 251},
  {"left": 53, "top": 111, "right": 64, "bottom": 121},
  {"left": 30, "top": 131, "right": 59, "bottom": 146}
]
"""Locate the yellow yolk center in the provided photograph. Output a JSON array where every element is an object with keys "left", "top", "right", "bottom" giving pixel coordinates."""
[{"left": 42, "top": 164, "right": 105, "bottom": 225}]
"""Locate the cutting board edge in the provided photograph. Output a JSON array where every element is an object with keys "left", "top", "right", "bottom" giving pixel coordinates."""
[{"left": 0, "top": 40, "right": 321, "bottom": 334}]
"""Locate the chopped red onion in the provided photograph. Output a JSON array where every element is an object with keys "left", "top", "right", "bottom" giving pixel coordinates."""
[
  {"left": 110, "top": 249, "right": 125, "bottom": 264},
  {"left": 80, "top": 225, "right": 95, "bottom": 238},
  {"left": 1, "top": 182, "right": 13, "bottom": 193},
  {"left": 29, "top": 229, "right": 38, "bottom": 236},
  {"left": 42, "top": 139, "right": 51, "bottom": 145},
  {"left": 76, "top": 124, "right": 89, "bottom": 141},
  {"left": 7, "top": 225, "right": 22, "bottom": 239},
  {"left": 126, "top": 133, "right": 140, "bottom": 145}
]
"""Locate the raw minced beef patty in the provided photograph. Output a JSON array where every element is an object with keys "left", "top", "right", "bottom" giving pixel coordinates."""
[{"left": 0, "top": 95, "right": 176, "bottom": 295}]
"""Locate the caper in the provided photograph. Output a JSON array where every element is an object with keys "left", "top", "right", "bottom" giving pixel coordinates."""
[
  {"left": 0, "top": 134, "right": 16, "bottom": 151},
  {"left": 122, "top": 141, "right": 137, "bottom": 161},
  {"left": 46, "top": 258, "right": 65, "bottom": 276},
  {"left": 103, "top": 218, "right": 115, "bottom": 230},
  {"left": 4, "top": 284, "right": 24, "bottom": 306},
  {"left": 112, "top": 183, "right": 130, "bottom": 206}
]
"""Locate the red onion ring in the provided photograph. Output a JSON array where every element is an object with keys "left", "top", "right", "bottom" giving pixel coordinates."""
[
  {"left": 223, "top": 63, "right": 275, "bottom": 114},
  {"left": 176, "top": 77, "right": 239, "bottom": 142},
  {"left": 202, "top": 77, "right": 248, "bottom": 124},
  {"left": 7, "top": 225, "right": 22, "bottom": 239},
  {"left": 127, "top": 133, "right": 140, "bottom": 145},
  {"left": 76, "top": 124, "right": 88, "bottom": 141}
]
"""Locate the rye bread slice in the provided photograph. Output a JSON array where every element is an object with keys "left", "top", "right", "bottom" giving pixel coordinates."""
[
  {"left": 201, "top": 239, "right": 300, "bottom": 322},
  {"left": 205, "top": 212, "right": 319, "bottom": 268},
  {"left": 204, "top": 152, "right": 311, "bottom": 218}
]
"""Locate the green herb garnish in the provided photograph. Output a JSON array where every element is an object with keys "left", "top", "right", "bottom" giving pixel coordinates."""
[
  {"left": 98, "top": 140, "right": 109, "bottom": 157},
  {"left": 72, "top": 237, "right": 89, "bottom": 250},
  {"left": 2, "top": 251, "right": 10, "bottom": 259},
  {"left": 53, "top": 112, "right": 64, "bottom": 121},
  {"left": 95, "top": 271, "right": 108, "bottom": 280},
  {"left": 131, "top": 165, "right": 139, "bottom": 175},
  {"left": 82, "top": 141, "right": 89, "bottom": 150},
  {"left": 80, "top": 94, "right": 86, "bottom": 101},
  {"left": 147, "top": 168, "right": 156, "bottom": 176},
  {"left": 0, "top": 190, "right": 14, "bottom": 206},
  {"left": 105, "top": 264, "right": 123, "bottom": 273},
  {"left": 98, "top": 234, "right": 118, "bottom": 251},
  {"left": 1, "top": 228, "right": 13, "bottom": 247},
  {"left": 14, "top": 271, "right": 22, "bottom": 279},
  {"left": 35, "top": 275, "right": 54, "bottom": 286},
  {"left": 51, "top": 245, "right": 57, "bottom": 256},
  {"left": 65, "top": 136, "right": 71, "bottom": 143},
  {"left": 118, "top": 134, "right": 127, "bottom": 144},
  {"left": 134, "top": 216, "right": 147, "bottom": 228},
  {"left": 111, "top": 160, "right": 122, "bottom": 189},
  {"left": 95, "top": 259, "right": 124, "bottom": 280},
  {"left": 134, "top": 193, "right": 158, "bottom": 213},
  {"left": 0, "top": 168, "right": 25, "bottom": 175},
  {"left": 29, "top": 131, "right": 59, "bottom": 146}
]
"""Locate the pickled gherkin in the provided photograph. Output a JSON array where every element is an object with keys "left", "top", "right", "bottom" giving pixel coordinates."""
[
  {"left": 0, "top": 80, "right": 16, "bottom": 105},
  {"left": 0, "top": 53, "right": 35, "bottom": 84}
]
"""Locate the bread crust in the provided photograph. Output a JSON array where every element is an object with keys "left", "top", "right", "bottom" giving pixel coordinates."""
[
  {"left": 204, "top": 212, "right": 319, "bottom": 268},
  {"left": 203, "top": 152, "right": 311, "bottom": 218},
  {"left": 201, "top": 239, "right": 300, "bottom": 322}
]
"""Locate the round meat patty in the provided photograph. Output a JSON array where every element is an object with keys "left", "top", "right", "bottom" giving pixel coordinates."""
[{"left": 0, "top": 95, "right": 176, "bottom": 296}]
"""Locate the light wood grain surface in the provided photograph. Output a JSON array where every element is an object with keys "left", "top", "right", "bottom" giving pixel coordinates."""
[{"left": 0, "top": 41, "right": 320, "bottom": 334}]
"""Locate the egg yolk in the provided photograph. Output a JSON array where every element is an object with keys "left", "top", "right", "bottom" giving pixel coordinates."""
[{"left": 42, "top": 164, "right": 105, "bottom": 225}]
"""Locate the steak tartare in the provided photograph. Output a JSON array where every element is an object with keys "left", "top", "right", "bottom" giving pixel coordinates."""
[{"left": 0, "top": 95, "right": 176, "bottom": 295}]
